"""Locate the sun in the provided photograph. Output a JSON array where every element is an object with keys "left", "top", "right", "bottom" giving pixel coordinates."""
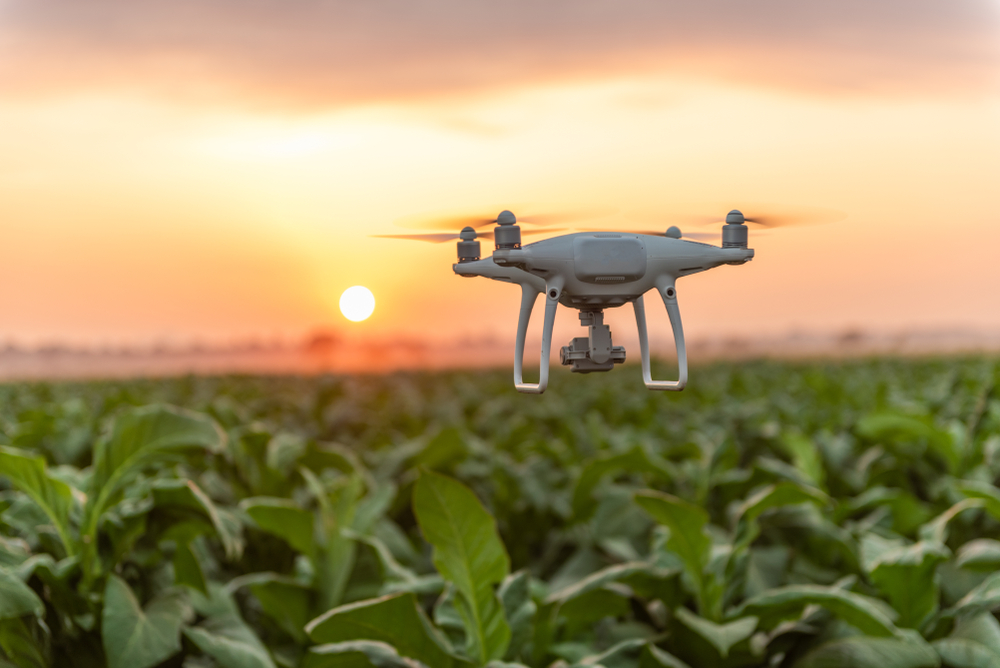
[{"left": 339, "top": 286, "right": 376, "bottom": 322}]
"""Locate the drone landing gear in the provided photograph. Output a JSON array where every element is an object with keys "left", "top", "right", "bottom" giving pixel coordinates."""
[
  {"left": 560, "top": 311, "right": 626, "bottom": 373},
  {"left": 632, "top": 280, "right": 687, "bottom": 391}
]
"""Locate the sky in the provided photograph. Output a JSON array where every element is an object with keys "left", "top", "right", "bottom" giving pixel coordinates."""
[{"left": 1, "top": 0, "right": 999, "bottom": 351}]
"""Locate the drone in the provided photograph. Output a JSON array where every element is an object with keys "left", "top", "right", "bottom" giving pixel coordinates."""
[{"left": 377, "top": 210, "right": 755, "bottom": 394}]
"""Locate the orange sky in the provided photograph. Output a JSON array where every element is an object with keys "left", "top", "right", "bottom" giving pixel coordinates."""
[{"left": 1, "top": 0, "right": 999, "bottom": 349}]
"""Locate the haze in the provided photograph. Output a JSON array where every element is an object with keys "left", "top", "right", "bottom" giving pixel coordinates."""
[{"left": 1, "top": 0, "right": 998, "bottom": 352}]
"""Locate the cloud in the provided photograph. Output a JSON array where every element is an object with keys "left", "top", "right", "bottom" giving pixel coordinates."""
[{"left": 1, "top": 0, "right": 998, "bottom": 109}]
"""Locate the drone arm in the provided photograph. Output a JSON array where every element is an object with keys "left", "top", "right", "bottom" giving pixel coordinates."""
[
  {"left": 514, "top": 280, "right": 561, "bottom": 394},
  {"left": 633, "top": 279, "right": 687, "bottom": 391}
]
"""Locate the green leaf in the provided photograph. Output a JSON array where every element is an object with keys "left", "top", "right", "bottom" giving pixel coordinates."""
[
  {"left": 778, "top": 432, "right": 827, "bottom": 490},
  {"left": 84, "top": 405, "right": 223, "bottom": 577},
  {"left": 735, "top": 584, "right": 899, "bottom": 637},
  {"left": 951, "top": 572, "right": 1000, "bottom": 618},
  {"left": 0, "top": 567, "right": 43, "bottom": 620},
  {"left": 573, "top": 637, "right": 646, "bottom": 666},
  {"left": 228, "top": 572, "right": 312, "bottom": 644},
  {"left": 0, "top": 446, "right": 77, "bottom": 556},
  {"left": 183, "top": 613, "right": 277, "bottom": 668},
  {"left": 241, "top": 497, "right": 316, "bottom": 558},
  {"left": 172, "top": 540, "right": 207, "bottom": 594},
  {"left": 414, "top": 428, "right": 470, "bottom": 470},
  {"left": 303, "top": 641, "right": 416, "bottom": 668},
  {"left": 639, "top": 644, "right": 692, "bottom": 668},
  {"left": 634, "top": 491, "right": 712, "bottom": 616},
  {"left": 673, "top": 609, "right": 757, "bottom": 659},
  {"left": 152, "top": 478, "right": 242, "bottom": 560},
  {"left": 956, "top": 539, "right": 1000, "bottom": 571},
  {"left": 572, "top": 447, "right": 673, "bottom": 520},
  {"left": 868, "top": 540, "right": 949, "bottom": 628},
  {"left": 932, "top": 639, "right": 1000, "bottom": 668},
  {"left": 956, "top": 480, "right": 1000, "bottom": 525},
  {"left": 856, "top": 411, "right": 957, "bottom": 473},
  {"left": 733, "top": 482, "right": 829, "bottom": 552},
  {"left": 791, "top": 634, "right": 939, "bottom": 668},
  {"left": 306, "top": 592, "right": 465, "bottom": 668},
  {"left": 318, "top": 474, "right": 364, "bottom": 610},
  {"left": 413, "top": 471, "right": 511, "bottom": 664},
  {"left": 0, "top": 617, "right": 47, "bottom": 668},
  {"left": 499, "top": 571, "right": 536, "bottom": 661},
  {"left": 101, "top": 576, "right": 188, "bottom": 668},
  {"left": 919, "top": 498, "right": 985, "bottom": 544}
]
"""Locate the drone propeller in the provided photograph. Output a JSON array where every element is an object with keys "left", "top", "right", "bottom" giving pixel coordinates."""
[
  {"left": 395, "top": 207, "right": 617, "bottom": 232},
  {"left": 371, "top": 228, "right": 565, "bottom": 244},
  {"left": 657, "top": 206, "right": 847, "bottom": 229}
]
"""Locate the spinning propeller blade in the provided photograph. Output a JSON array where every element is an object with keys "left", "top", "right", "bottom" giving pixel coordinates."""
[
  {"left": 371, "top": 228, "right": 564, "bottom": 244},
  {"left": 663, "top": 206, "right": 847, "bottom": 229},
  {"left": 394, "top": 207, "right": 616, "bottom": 231}
]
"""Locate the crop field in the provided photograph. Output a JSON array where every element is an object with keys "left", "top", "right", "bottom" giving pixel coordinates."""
[{"left": 1, "top": 356, "right": 1000, "bottom": 668}]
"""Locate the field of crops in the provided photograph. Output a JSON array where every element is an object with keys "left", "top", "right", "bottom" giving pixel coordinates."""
[{"left": 1, "top": 357, "right": 1000, "bottom": 668}]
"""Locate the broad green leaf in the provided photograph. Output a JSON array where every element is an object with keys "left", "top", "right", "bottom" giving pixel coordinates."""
[
  {"left": 266, "top": 433, "right": 307, "bottom": 475},
  {"left": 572, "top": 447, "right": 673, "bottom": 520},
  {"left": 152, "top": 478, "right": 242, "bottom": 560},
  {"left": 951, "top": 610, "right": 1000, "bottom": 646},
  {"left": 957, "top": 480, "right": 1000, "bottom": 525},
  {"left": 956, "top": 539, "right": 1000, "bottom": 571},
  {"left": 868, "top": 541, "right": 949, "bottom": 628},
  {"left": 951, "top": 572, "right": 1000, "bottom": 618},
  {"left": 573, "top": 637, "right": 646, "bottom": 666},
  {"left": 241, "top": 497, "right": 315, "bottom": 558},
  {"left": 856, "top": 411, "right": 957, "bottom": 473},
  {"left": 640, "top": 644, "right": 692, "bottom": 668},
  {"left": 673, "top": 609, "right": 757, "bottom": 659},
  {"left": 0, "top": 567, "right": 43, "bottom": 620},
  {"left": 0, "top": 617, "right": 47, "bottom": 668},
  {"left": 172, "top": 540, "right": 207, "bottom": 594},
  {"left": 733, "top": 482, "right": 829, "bottom": 552},
  {"left": 634, "top": 491, "right": 712, "bottom": 616},
  {"left": 0, "top": 446, "right": 77, "bottom": 556},
  {"left": 183, "top": 613, "right": 277, "bottom": 668},
  {"left": 792, "top": 633, "right": 939, "bottom": 668},
  {"left": 499, "top": 571, "right": 536, "bottom": 661},
  {"left": 101, "top": 576, "right": 188, "bottom": 668},
  {"left": 932, "top": 639, "right": 1000, "bottom": 668},
  {"left": 303, "top": 641, "right": 415, "bottom": 668},
  {"left": 322, "top": 475, "right": 365, "bottom": 609},
  {"left": 778, "top": 432, "right": 827, "bottom": 490},
  {"left": 735, "top": 584, "right": 898, "bottom": 637},
  {"left": 228, "top": 572, "right": 312, "bottom": 643},
  {"left": 84, "top": 405, "right": 223, "bottom": 576},
  {"left": 546, "top": 562, "right": 660, "bottom": 606},
  {"left": 414, "top": 471, "right": 511, "bottom": 664},
  {"left": 414, "top": 427, "right": 469, "bottom": 470},
  {"left": 919, "top": 498, "right": 985, "bottom": 544},
  {"left": 90, "top": 404, "right": 223, "bottom": 501},
  {"left": 306, "top": 592, "right": 465, "bottom": 668}
]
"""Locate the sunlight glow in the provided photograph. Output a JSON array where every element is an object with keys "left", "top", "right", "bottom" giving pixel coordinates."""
[{"left": 339, "top": 286, "right": 376, "bottom": 322}]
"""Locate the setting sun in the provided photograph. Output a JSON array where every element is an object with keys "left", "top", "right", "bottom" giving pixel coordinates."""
[{"left": 339, "top": 286, "right": 375, "bottom": 322}]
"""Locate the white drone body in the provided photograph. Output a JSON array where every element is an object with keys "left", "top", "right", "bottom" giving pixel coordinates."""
[{"left": 451, "top": 210, "right": 754, "bottom": 394}]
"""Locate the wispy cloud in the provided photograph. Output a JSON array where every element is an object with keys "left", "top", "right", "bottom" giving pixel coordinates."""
[{"left": 2, "top": 0, "right": 997, "bottom": 109}]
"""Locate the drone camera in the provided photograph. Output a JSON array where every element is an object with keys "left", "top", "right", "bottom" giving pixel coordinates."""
[{"left": 560, "top": 310, "right": 626, "bottom": 373}]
